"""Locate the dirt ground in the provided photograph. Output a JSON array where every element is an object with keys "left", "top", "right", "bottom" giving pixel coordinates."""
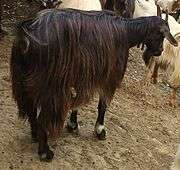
[{"left": 1, "top": 1, "right": 180, "bottom": 170}]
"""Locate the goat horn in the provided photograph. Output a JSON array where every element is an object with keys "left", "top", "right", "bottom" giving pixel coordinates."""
[
  {"left": 165, "top": 9, "right": 168, "bottom": 22},
  {"left": 161, "top": 27, "right": 178, "bottom": 46},
  {"left": 157, "top": 5, "right": 162, "bottom": 17}
]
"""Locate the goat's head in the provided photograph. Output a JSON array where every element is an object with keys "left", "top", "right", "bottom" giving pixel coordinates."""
[{"left": 142, "top": 17, "right": 178, "bottom": 65}]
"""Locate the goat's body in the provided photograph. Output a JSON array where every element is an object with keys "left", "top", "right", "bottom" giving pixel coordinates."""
[
  {"left": 11, "top": 8, "right": 171, "bottom": 161},
  {"left": 58, "top": 0, "right": 102, "bottom": 10},
  {"left": 11, "top": 9, "right": 129, "bottom": 132}
]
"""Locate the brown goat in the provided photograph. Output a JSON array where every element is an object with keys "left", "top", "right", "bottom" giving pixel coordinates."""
[{"left": 10, "top": 9, "right": 177, "bottom": 161}]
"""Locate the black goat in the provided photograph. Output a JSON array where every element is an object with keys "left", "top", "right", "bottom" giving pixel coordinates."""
[{"left": 10, "top": 9, "right": 177, "bottom": 161}]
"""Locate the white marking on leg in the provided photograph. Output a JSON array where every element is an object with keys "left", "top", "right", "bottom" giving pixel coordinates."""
[
  {"left": 37, "top": 106, "right": 41, "bottom": 119},
  {"left": 67, "top": 119, "right": 76, "bottom": 129},
  {"left": 95, "top": 124, "right": 105, "bottom": 134}
]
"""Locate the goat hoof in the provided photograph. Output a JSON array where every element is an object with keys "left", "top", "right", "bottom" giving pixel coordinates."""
[
  {"left": 96, "top": 129, "right": 106, "bottom": 140},
  {"left": 66, "top": 121, "right": 79, "bottom": 133},
  {"left": 39, "top": 149, "right": 54, "bottom": 162},
  {"left": 31, "top": 137, "right": 38, "bottom": 143}
]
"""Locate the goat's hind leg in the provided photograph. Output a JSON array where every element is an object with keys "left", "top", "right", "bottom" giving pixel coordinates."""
[
  {"left": 37, "top": 123, "right": 54, "bottom": 162},
  {"left": 67, "top": 109, "right": 79, "bottom": 133},
  {"left": 28, "top": 108, "right": 38, "bottom": 143},
  {"left": 37, "top": 106, "right": 54, "bottom": 162},
  {"left": 17, "top": 95, "right": 38, "bottom": 143}
]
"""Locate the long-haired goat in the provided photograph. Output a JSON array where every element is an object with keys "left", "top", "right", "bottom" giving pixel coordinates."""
[
  {"left": 10, "top": 9, "right": 177, "bottom": 161},
  {"left": 58, "top": 0, "right": 102, "bottom": 10},
  {"left": 147, "top": 14, "right": 180, "bottom": 107},
  {"left": 134, "top": 0, "right": 180, "bottom": 107},
  {"left": 101, "top": 0, "right": 135, "bottom": 18}
]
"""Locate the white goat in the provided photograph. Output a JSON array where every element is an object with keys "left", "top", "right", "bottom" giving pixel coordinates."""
[
  {"left": 134, "top": 0, "right": 180, "bottom": 107},
  {"left": 134, "top": 0, "right": 157, "bottom": 17},
  {"left": 58, "top": 0, "right": 102, "bottom": 10}
]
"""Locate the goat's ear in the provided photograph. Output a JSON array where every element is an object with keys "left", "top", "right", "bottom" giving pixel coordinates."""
[{"left": 160, "top": 27, "right": 178, "bottom": 47}]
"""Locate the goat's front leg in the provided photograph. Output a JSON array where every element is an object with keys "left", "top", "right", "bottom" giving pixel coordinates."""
[
  {"left": 67, "top": 109, "right": 79, "bottom": 133},
  {"left": 169, "top": 88, "right": 177, "bottom": 108},
  {"left": 151, "top": 62, "right": 159, "bottom": 84},
  {"left": 95, "top": 96, "right": 110, "bottom": 140},
  {"left": 144, "top": 58, "right": 156, "bottom": 86}
]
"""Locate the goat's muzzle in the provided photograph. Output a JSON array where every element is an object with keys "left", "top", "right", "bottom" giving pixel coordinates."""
[{"left": 142, "top": 48, "right": 163, "bottom": 66}]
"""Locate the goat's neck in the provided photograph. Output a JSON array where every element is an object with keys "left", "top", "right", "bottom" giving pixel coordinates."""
[{"left": 126, "top": 19, "right": 150, "bottom": 48}]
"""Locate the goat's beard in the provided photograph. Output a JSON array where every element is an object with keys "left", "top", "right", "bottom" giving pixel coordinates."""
[{"left": 142, "top": 49, "right": 162, "bottom": 66}]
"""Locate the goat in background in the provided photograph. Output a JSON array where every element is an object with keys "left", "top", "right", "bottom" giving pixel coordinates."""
[{"left": 134, "top": 0, "right": 180, "bottom": 107}]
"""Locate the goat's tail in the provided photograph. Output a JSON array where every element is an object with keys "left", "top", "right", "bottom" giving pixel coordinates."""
[
  {"left": 10, "top": 21, "right": 31, "bottom": 119},
  {"left": 171, "top": 145, "right": 180, "bottom": 170}
]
